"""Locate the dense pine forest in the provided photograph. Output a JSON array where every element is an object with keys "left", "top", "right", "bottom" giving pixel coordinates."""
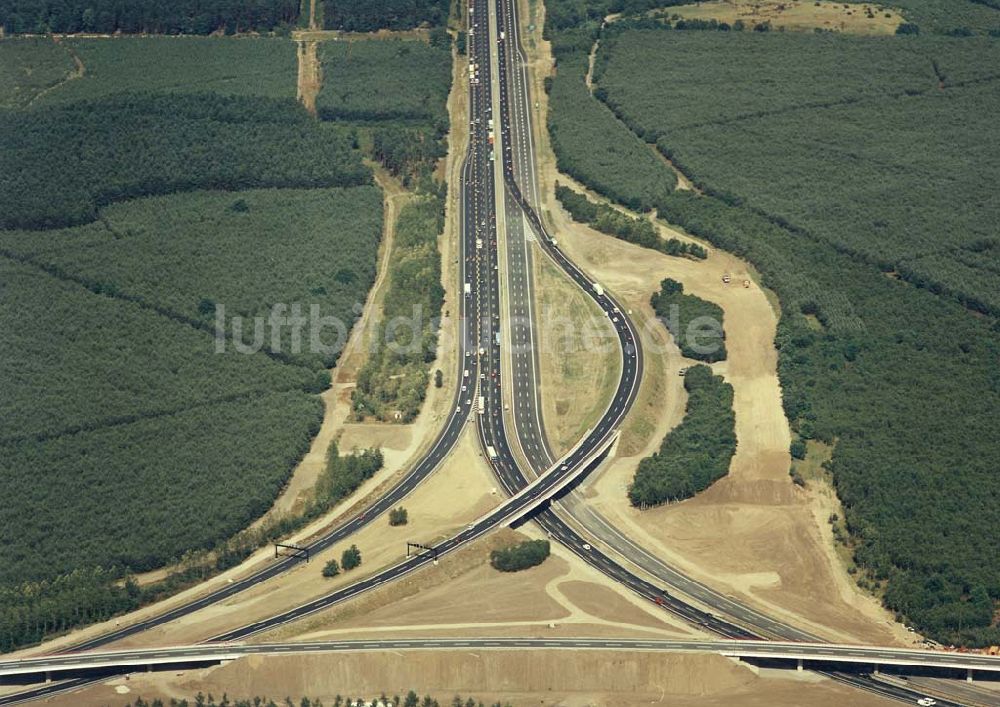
[
  {"left": 0, "top": 23, "right": 452, "bottom": 651},
  {"left": 0, "top": 0, "right": 455, "bottom": 35},
  {"left": 318, "top": 40, "right": 451, "bottom": 125},
  {"left": 544, "top": 0, "right": 1000, "bottom": 645},
  {"left": 0, "top": 0, "right": 300, "bottom": 34},
  {"left": 322, "top": 0, "right": 451, "bottom": 31}
]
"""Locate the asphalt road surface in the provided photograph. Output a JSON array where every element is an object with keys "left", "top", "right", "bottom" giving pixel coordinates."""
[
  {"left": 4, "top": 639, "right": 998, "bottom": 679},
  {"left": 0, "top": 4, "right": 984, "bottom": 707},
  {"left": 480, "top": 1, "right": 980, "bottom": 705}
]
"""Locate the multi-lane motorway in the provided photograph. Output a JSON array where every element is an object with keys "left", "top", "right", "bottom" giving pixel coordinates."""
[
  {"left": 479, "top": 1, "right": 988, "bottom": 705},
  {"left": 0, "top": 3, "right": 993, "bottom": 706}
]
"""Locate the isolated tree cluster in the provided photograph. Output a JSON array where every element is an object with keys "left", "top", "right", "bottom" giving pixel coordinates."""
[
  {"left": 650, "top": 278, "right": 727, "bottom": 363},
  {"left": 555, "top": 184, "right": 705, "bottom": 259},
  {"left": 629, "top": 365, "right": 736, "bottom": 507},
  {"left": 490, "top": 540, "right": 550, "bottom": 572}
]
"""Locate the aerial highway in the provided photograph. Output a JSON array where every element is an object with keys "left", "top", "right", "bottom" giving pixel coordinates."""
[
  {"left": 469, "top": 0, "right": 732, "bottom": 645},
  {"left": 0, "top": 3, "right": 987, "bottom": 707},
  {"left": 0, "top": 5, "right": 641, "bottom": 703}
]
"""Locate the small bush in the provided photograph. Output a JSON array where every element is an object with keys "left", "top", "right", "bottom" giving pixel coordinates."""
[
  {"left": 322, "top": 559, "right": 340, "bottom": 577},
  {"left": 389, "top": 507, "right": 409, "bottom": 526},
  {"left": 342, "top": 544, "right": 362, "bottom": 571}
]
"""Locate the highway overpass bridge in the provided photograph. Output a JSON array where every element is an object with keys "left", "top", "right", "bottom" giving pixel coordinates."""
[{"left": 2, "top": 638, "right": 998, "bottom": 687}]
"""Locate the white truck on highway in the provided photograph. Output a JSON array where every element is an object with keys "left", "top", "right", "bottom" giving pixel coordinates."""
[
  {"left": 486, "top": 445, "right": 498, "bottom": 460},
  {"left": 477, "top": 396, "right": 485, "bottom": 415},
  {"left": 593, "top": 282, "right": 605, "bottom": 297},
  {"left": 464, "top": 282, "right": 472, "bottom": 295}
]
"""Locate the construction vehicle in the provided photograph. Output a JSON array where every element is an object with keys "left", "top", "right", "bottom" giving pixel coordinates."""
[
  {"left": 722, "top": 273, "right": 732, "bottom": 284},
  {"left": 988, "top": 645, "right": 1000, "bottom": 656},
  {"left": 743, "top": 279, "right": 750, "bottom": 288}
]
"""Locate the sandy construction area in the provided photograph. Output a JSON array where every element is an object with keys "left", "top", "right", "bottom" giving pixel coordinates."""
[
  {"left": 662, "top": 0, "right": 904, "bottom": 34},
  {"left": 44, "top": 651, "right": 895, "bottom": 707}
]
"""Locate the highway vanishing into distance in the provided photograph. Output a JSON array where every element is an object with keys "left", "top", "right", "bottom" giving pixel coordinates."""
[{"left": 0, "top": 3, "right": 995, "bottom": 706}]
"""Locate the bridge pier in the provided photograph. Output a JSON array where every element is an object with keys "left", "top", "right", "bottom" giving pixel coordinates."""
[
  {"left": 967, "top": 668, "right": 974, "bottom": 683},
  {"left": 873, "top": 664, "right": 879, "bottom": 676},
  {"left": 796, "top": 659, "right": 803, "bottom": 672},
  {"left": 44, "top": 671, "right": 51, "bottom": 684}
]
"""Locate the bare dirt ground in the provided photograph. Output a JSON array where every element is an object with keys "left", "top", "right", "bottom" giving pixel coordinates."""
[
  {"left": 663, "top": 0, "right": 904, "bottom": 34},
  {"left": 533, "top": 248, "right": 620, "bottom": 456},
  {"left": 275, "top": 523, "right": 697, "bottom": 643},
  {"left": 44, "top": 651, "right": 895, "bottom": 707},
  {"left": 518, "top": 1, "right": 912, "bottom": 647},
  {"left": 296, "top": 39, "right": 321, "bottom": 115},
  {"left": 292, "top": 28, "right": 431, "bottom": 42}
]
